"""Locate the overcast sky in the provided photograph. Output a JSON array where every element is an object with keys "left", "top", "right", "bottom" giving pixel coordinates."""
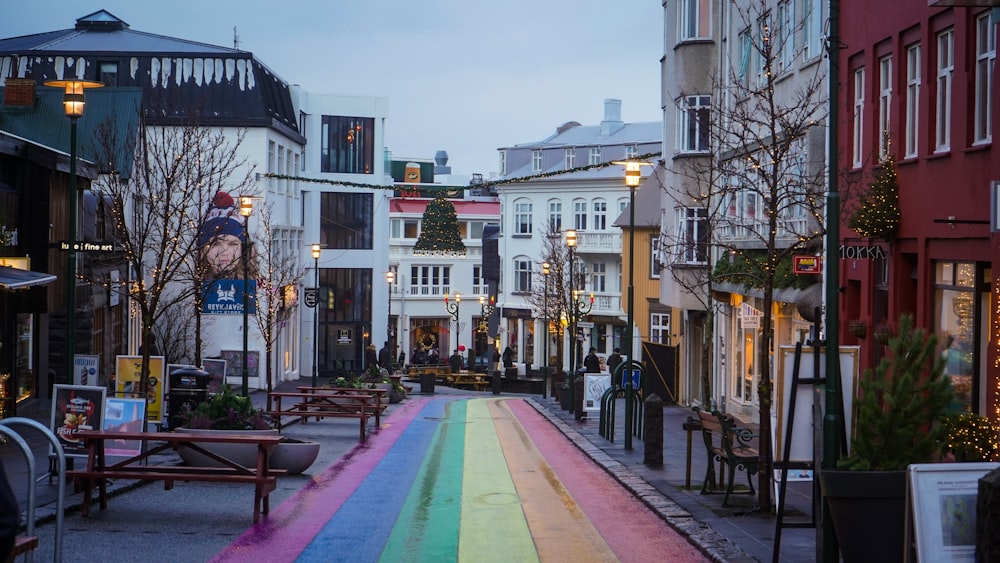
[{"left": 1, "top": 1, "right": 664, "bottom": 178}]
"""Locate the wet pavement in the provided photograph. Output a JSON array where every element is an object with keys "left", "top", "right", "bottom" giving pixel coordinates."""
[{"left": 2, "top": 379, "right": 818, "bottom": 562}]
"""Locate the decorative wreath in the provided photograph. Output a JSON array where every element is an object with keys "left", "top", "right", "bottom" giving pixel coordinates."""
[{"left": 418, "top": 332, "right": 437, "bottom": 352}]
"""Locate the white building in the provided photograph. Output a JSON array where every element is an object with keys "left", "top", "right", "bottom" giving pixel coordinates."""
[{"left": 495, "top": 99, "right": 660, "bottom": 374}]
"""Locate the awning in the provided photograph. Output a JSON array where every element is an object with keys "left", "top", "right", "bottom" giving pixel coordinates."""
[{"left": 0, "top": 266, "right": 57, "bottom": 290}]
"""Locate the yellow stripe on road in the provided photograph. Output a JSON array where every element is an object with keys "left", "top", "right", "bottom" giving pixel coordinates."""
[
  {"left": 460, "top": 399, "right": 538, "bottom": 562},
  {"left": 488, "top": 399, "right": 618, "bottom": 563}
]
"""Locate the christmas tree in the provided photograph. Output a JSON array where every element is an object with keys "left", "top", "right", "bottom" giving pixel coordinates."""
[
  {"left": 848, "top": 154, "right": 901, "bottom": 240},
  {"left": 414, "top": 196, "right": 467, "bottom": 256}
]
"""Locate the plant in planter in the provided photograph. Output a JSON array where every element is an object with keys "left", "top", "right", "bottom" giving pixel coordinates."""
[
  {"left": 182, "top": 384, "right": 272, "bottom": 430},
  {"left": 848, "top": 320, "right": 866, "bottom": 339},
  {"left": 822, "top": 314, "right": 954, "bottom": 563}
]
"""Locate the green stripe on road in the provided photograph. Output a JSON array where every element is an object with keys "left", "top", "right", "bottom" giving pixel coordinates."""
[
  {"left": 459, "top": 399, "right": 538, "bottom": 562},
  {"left": 380, "top": 399, "right": 467, "bottom": 563}
]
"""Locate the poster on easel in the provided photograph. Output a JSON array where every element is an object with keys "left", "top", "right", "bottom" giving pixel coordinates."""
[
  {"left": 73, "top": 354, "right": 100, "bottom": 386},
  {"left": 102, "top": 397, "right": 147, "bottom": 457},
  {"left": 583, "top": 374, "right": 612, "bottom": 414},
  {"left": 202, "top": 358, "right": 227, "bottom": 394},
  {"left": 906, "top": 462, "right": 999, "bottom": 563},
  {"left": 50, "top": 384, "right": 106, "bottom": 457},
  {"left": 114, "top": 355, "right": 165, "bottom": 424},
  {"left": 774, "top": 346, "right": 860, "bottom": 480}
]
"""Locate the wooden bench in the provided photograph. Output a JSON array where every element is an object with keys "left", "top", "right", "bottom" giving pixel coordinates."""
[
  {"left": 449, "top": 372, "right": 489, "bottom": 391},
  {"left": 408, "top": 365, "right": 452, "bottom": 384},
  {"left": 12, "top": 535, "right": 39, "bottom": 558},
  {"left": 67, "top": 430, "right": 285, "bottom": 523},
  {"left": 295, "top": 386, "right": 388, "bottom": 425},
  {"left": 694, "top": 408, "right": 760, "bottom": 506},
  {"left": 268, "top": 391, "right": 371, "bottom": 441}
]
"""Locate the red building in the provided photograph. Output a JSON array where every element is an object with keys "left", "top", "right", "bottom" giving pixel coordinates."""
[{"left": 839, "top": 1, "right": 999, "bottom": 416}]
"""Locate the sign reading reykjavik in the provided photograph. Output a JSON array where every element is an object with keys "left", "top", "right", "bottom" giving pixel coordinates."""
[{"left": 201, "top": 279, "right": 257, "bottom": 315}]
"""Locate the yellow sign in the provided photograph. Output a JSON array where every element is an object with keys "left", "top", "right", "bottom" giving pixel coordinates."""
[{"left": 114, "top": 355, "right": 165, "bottom": 424}]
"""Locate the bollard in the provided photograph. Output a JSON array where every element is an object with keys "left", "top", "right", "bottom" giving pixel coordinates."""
[
  {"left": 491, "top": 371, "right": 502, "bottom": 395},
  {"left": 574, "top": 376, "right": 586, "bottom": 421},
  {"left": 643, "top": 393, "right": 664, "bottom": 467}
]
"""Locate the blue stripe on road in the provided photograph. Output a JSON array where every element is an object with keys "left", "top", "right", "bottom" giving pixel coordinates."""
[{"left": 295, "top": 398, "right": 449, "bottom": 563}]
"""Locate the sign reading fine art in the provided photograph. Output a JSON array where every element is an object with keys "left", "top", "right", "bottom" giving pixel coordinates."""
[{"left": 201, "top": 279, "right": 257, "bottom": 315}]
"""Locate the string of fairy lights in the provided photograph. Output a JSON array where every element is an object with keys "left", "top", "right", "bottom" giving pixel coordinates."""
[{"left": 262, "top": 152, "right": 663, "bottom": 191}]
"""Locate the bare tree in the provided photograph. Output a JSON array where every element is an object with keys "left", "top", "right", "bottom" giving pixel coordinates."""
[
  {"left": 251, "top": 203, "right": 305, "bottom": 409},
  {"left": 90, "top": 114, "right": 255, "bottom": 405},
  {"left": 659, "top": 0, "right": 828, "bottom": 510}
]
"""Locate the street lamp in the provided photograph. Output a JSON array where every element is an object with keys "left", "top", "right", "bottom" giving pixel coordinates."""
[
  {"left": 478, "top": 295, "right": 495, "bottom": 369},
  {"left": 386, "top": 270, "right": 394, "bottom": 367},
  {"left": 312, "top": 243, "right": 321, "bottom": 388},
  {"left": 239, "top": 196, "right": 254, "bottom": 396},
  {"left": 45, "top": 78, "right": 103, "bottom": 384},
  {"left": 542, "top": 262, "right": 551, "bottom": 399},
  {"left": 571, "top": 288, "right": 594, "bottom": 419},
  {"left": 445, "top": 292, "right": 461, "bottom": 356}
]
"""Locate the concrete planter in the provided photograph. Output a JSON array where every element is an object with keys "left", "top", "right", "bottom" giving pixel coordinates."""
[{"left": 177, "top": 428, "right": 320, "bottom": 475}]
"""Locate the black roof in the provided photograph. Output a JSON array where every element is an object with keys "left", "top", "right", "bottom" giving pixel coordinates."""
[{"left": 0, "top": 10, "right": 302, "bottom": 141}]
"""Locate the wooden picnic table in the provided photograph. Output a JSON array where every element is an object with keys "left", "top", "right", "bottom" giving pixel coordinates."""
[
  {"left": 67, "top": 430, "right": 285, "bottom": 522},
  {"left": 294, "top": 386, "right": 388, "bottom": 426},
  {"left": 268, "top": 391, "right": 373, "bottom": 441}
]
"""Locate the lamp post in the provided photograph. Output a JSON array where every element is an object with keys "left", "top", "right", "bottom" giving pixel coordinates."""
[
  {"left": 239, "top": 196, "right": 254, "bottom": 396},
  {"left": 478, "top": 295, "right": 495, "bottom": 371},
  {"left": 45, "top": 78, "right": 103, "bottom": 384},
  {"left": 570, "top": 288, "right": 594, "bottom": 418},
  {"left": 445, "top": 292, "right": 461, "bottom": 355},
  {"left": 542, "top": 262, "right": 551, "bottom": 399},
  {"left": 566, "top": 229, "right": 578, "bottom": 413},
  {"left": 386, "top": 270, "right": 394, "bottom": 367},
  {"left": 621, "top": 159, "right": 647, "bottom": 450},
  {"left": 312, "top": 244, "right": 321, "bottom": 388}
]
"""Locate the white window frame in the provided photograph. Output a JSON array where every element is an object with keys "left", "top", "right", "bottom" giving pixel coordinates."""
[
  {"left": 905, "top": 44, "right": 920, "bottom": 158},
  {"left": 588, "top": 147, "right": 601, "bottom": 165},
  {"left": 650, "top": 312, "right": 671, "bottom": 344},
  {"left": 679, "top": 0, "right": 711, "bottom": 41},
  {"left": 514, "top": 200, "right": 533, "bottom": 235},
  {"left": 853, "top": 68, "right": 865, "bottom": 168},
  {"left": 499, "top": 150, "right": 507, "bottom": 176},
  {"left": 410, "top": 265, "right": 451, "bottom": 296},
  {"left": 574, "top": 199, "right": 588, "bottom": 231},
  {"left": 564, "top": 148, "right": 575, "bottom": 170},
  {"left": 936, "top": 29, "right": 954, "bottom": 152},
  {"left": 878, "top": 55, "right": 893, "bottom": 159},
  {"left": 592, "top": 199, "right": 607, "bottom": 231},
  {"left": 678, "top": 95, "right": 711, "bottom": 153},
  {"left": 677, "top": 207, "right": 708, "bottom": 265},
  {"left": 975, "top": 13, "right": 995, "bottom": 144},
  {"left": 776, "top": 1, "right": 795, "bottom": 71},
  {"left": 737, "top": 28, "right": 752, "bottom": 88},
  {"left": 625, "top": 145, "right": 638, "bottom": 160},
  {"left": 650, "top": 236, "right": 662, "bottom": 279},
  {"left": 591, "top": 262, "right": 607, "bottom": 293},
  {"left": 548, "top": 200, "right": 562, "bottom": 233},
  {"left": 756, "top": 14, "right": 771, "bottom": 88},
  {"left": 803, "top": 0, "right": 823, "bottom": 60},
  {"left": 531, "top": 149, "right": 543, "bottom": 172},
  {"left": 513, "top": 257, "right": 533, "bottom": 293}
]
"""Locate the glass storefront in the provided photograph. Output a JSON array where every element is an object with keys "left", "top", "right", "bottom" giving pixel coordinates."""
[{"left": 933, "top": 261, "right": 981, "bottom": 414}]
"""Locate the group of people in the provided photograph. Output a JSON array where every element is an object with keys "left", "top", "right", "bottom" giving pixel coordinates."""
[{"left": 582, "top": 347, "right": 623, "bottom": 374}]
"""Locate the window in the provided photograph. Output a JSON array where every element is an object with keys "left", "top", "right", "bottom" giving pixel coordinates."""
[
  {"left": 499, "top": 150, "right": 507, "bottom": 175},
  {"left": 98, "top": 61, "right": 118, "bottom": 86},
  {"left": 320, "top": 193, "right": 373, "bottom": 249},
  {"left": 678, "top": 96, "right": 711, "bottom": 153},
  {"left": 473, "top": 265, "right": 485, "bottom": 295},
  {"left": 737, "top": 29, "right": 752, "bottom": 87},
  {"left": 756, "top": 14, "right": 771, "bottom": 87},
  {"left": 564, "top": 148, "right": 576, "bottom": 170},
  {"left": 650, "top": 313, "right": 671, "bottom": 344},
  {"left": 803, "top": 0, "right": 823, "bottom": 60},
  {"left": 320, "top": 116, "right": 375, "bottom": 174},
  {"left": 410, "top": 265, "right": 451, "bottom": 296},
  {"left": 513, "top": 257, "right": 532, "bottom": 293},
  {"left": 650, "top": 236, "right": 662, "bottom": 278},
  {"left": 975, "top": 13, "right": 995, "bottom": 144},
  {"left": 589, "top": 147, "right": 601, "bottom": 165},
  {"left": 467, "top": 221, "right": 485, "bottom": 239},
  {"left": 679, "top": 0, "right": 711, "bottom": 41},
  {"left": 905, "top": 45, "right": 920, "bottom": 158},
  {"left": 390, "top": 219, "right": 418, "bottom": 239},
  {"left": 277, "top": 145, "right": 286, "bottom": 194},
  {"left": 548, "top": 200, "right": 562, "bottom": 232},
  {"left": 625, "top": 145, "right": 638, "bottom": 160},
  {"left": 936, "top": 29, "right": 954, "bottom": 152},
  {"left": 514, "top": 200, "right": 533, "bottom": 235},
  {"left": 532, "top": 149, "right": 543, "bottom": 172},
  {"left": 878, "top": 55, "right": 892, "bottom": 159},
  {"left": 852, "top": 68, "right": 865, "bottom": 167},
  {"left": 591, "top": 262, "right": 606, "bottom": 292},
  {"left": 573, "top": 199, "right": 588, "bottom": 230},
  {"left": 592, "top": 199, "right": 607, "bottom": 231},
  {"left": 776, "top": 1, "right": 795, "bottom": 70},
  {"left": 678, "top": 207, "right": 708, "bottom": 264},
  {"left": 618, "top": 198, "right": 628, "bottom": 215}
]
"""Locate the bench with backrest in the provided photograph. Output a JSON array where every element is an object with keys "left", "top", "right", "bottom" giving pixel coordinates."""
[
  {"left": 268, "top": 391, "right": 371, "bottom": 441},
  {"left": 694, "top": 408, "right": 760, "bottom": 506}
]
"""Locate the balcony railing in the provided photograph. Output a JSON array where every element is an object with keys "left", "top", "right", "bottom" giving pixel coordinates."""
[{"left": 574, "top": 232, "right": 621, "bottom": 254}]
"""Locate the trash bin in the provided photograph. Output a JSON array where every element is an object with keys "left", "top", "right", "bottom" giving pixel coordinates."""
[
  {"left": 168, "top": 368, "right": 210, "bottom": 429},
  {"left": 491, "top": 370, "right": 502, "bottom": 395}
]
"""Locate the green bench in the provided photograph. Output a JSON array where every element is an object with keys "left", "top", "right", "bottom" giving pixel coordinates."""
[{"left": 694, "top": 407, "right": 760, "bottom": 506}]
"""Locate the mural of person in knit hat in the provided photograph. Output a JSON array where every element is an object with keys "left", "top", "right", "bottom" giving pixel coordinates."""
[{"left": 199, "top": 191, "right": 251, "bottom": 278}]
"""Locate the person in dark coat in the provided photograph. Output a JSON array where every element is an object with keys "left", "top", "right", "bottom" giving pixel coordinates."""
[
  {"left": 502, "top": 346, "right": 514, "bottom": 368},
  {"left": 365, "top": 343, "right": 378, "bottom": 371},
  {"left": 583, "top": 347, "right": 601, "bottom": 373},
  {"left": 607, "top": 348, "right": 623, "bottom": 375},
  {"left": 378, "top": 341, "right": 392, "bottom": 369}
]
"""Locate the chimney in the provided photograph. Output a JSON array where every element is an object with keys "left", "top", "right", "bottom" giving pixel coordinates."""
[
  {"left": 600, "top": 98, "right": 623, "bottom": 136},
  {"left": 3, "top": 77, "right": 36, "bottom": 107}
]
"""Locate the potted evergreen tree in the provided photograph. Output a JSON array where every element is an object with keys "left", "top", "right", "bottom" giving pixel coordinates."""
[{"left": 820, "top": 314, "right": 953, "bottom": 563}]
